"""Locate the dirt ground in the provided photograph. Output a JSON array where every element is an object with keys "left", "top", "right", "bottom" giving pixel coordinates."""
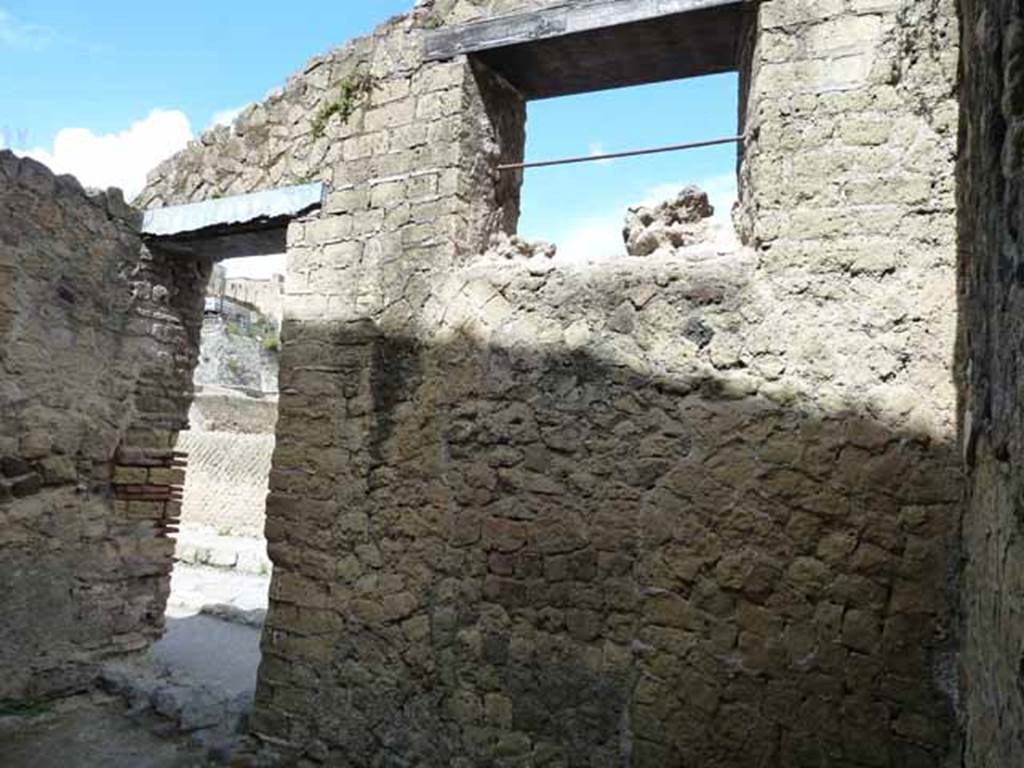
[
  {"left": 0, "top": 694, "right": 212, "bottom": 768},
  {"left": 0, "top": 562, "right": 270, "bottom": 768}
]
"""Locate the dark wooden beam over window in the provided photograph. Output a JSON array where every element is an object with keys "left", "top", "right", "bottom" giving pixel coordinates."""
[{"left": 424, "top": 0, "right": 748, "bottom": 99}]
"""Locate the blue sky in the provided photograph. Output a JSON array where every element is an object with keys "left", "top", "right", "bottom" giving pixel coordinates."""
[
  {"left": 522, "top": 74, "right": 738, "bottom": 257},
  {"left": 1, "top": 1, "right": 738, "bottom": 261}
]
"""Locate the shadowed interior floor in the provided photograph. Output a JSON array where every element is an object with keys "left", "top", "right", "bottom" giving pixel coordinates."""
[
  {"left": 153, "top": 614, "right": 262, "bottom": 700},
  {"left": 0, "top": 564, "right": 269, "bottom": 768},
  {"left": 0, "top": 695, "right": 210, "bottom": 768}
]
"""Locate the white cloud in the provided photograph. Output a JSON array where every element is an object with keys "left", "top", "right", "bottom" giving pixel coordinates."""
[
  {"left": 24, "top": 109, "right": 193, "bottom": 199},
  {"left": 557, "top": 214, "right": 626, "bottom": 263},
  {"left": 552, "top": 173, "right": 739, "bottom": 263},
  {"left": 0, "top": 8, "right": 52, "bottom": 50},
  {"left": 587, "top": 142, "right": 613, "bottom": 166},
  {"left": 209, "top": 106, "right": 245, "bottom": 130}
]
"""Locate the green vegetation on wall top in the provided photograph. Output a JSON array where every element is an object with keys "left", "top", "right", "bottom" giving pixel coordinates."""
[{"left": 311, "top": 71, "right": 377, "bottom": 139}]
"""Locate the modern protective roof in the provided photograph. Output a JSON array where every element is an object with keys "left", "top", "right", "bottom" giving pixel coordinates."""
[{"left": 141, "top": 183, "right": 324, "bottom": 238}]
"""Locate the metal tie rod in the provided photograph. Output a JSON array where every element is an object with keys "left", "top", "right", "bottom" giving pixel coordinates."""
[{"left": 497, "top": 135, "right": 744, "bottom": 172}]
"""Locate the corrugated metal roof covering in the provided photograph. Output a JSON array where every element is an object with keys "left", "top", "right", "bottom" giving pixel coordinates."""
[{"left": 141, "top": 182, "right": 324, "bottom": 237}]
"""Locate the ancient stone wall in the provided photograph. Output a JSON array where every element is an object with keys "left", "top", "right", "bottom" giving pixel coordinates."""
[
  {"left": 137, "top": 0, "right": 962, "bottom": 764},
  {"left": 176, "top": 389, "right": 277, "bottom": 539},
  {"left": 257, "top": 253, "right": 962, "bottom": 767},
  {"left": 724, "top": 1, "right": 963, "bottom": 761},
  {"left": 192, "top": 317, "right": 280, "bottom": 394},
  {"left": 175, "top": 431, "right": 274, "bottom": 539},
  {"left": 958, "top": 1, "right": 1024, "bottom": 764},
  {"left": 189, "top": 391, "right": 279, "bottom": 434},
  {"left": 0, "top": 151, "right": 206, "bottom": 705},
  {"left": 223, "top": 275, "right": 285, "bottom": 329}
]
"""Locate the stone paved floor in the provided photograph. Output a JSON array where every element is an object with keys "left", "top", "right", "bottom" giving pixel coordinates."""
[
  {"left": 173, "top": 525, "right": 272, "bottom": 576},
  {"left": 139, "top": 562, "right": 269, "bottom": 741},
  {"left": 166, "top": 562, "right": 271, "bottom": 619}
]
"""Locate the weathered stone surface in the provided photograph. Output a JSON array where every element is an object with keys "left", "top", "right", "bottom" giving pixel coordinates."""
[
  {"left": 128, "top": 0, "right": 965, "bottom": 763},
  {"left": 958, "top": 1, "right": 1024, "bottom": 765},
  {"left": 7, "top": 0, "right": 960, "bottom": 764},
  {"left": 623, "top": 184, "right": 714, "bottom": 257},
  {"left": 191, "top": 317, "right": 279, "bottom": 395},
  {"left": 0, "top": 151, "right": 206, "bottom": 705},
  {"left": 174, "top": 430, "right": 274, "bottom": 539},
  {"left": 101, "top": 658, "right": 253, "bottom": 751},
  {"left": 483, "top": 231, "right": 556, "bottom": 261}
]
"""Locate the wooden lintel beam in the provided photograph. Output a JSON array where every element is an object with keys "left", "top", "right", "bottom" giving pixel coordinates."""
[{"left": 424, "top": 0, "right": 745, "bottom": 61}]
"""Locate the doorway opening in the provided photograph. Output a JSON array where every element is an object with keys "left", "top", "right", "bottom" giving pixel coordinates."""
[
  {"left": 166, "top": 253, "right": 283, "bottom": 616},
  {"left": 152, "top": 251, "right": 284, "bottom": 736},
  {"left": 114, "top": 181, "right": 320, "bottom": 745}
]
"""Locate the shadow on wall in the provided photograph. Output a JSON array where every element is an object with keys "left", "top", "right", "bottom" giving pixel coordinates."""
[
  {"left": 956, "top": 0, "right": 1024, "bottom": 763},
  {"left": 255, "top": 321, "right": 961, "bottom": 767}
]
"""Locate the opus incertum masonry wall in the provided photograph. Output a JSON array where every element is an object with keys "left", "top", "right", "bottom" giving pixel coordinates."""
[
  {"left": 0, "top": 151, "right": 207, "bottom": 704},
  {"left": 139, "top": 1, "right": 963, "bottom": 763},
  {"left": 1, "top": 0, "right": 981, "bottom": 765}
]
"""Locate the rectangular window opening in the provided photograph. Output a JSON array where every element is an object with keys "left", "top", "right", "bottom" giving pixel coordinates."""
[{"left": 515, "top": 72, "right": 742, "bottom": 263}]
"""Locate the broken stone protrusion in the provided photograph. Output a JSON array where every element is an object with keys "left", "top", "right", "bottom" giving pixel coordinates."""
[
  {"left": 623, "top": 185, "right": 714, "bottom": 257},
  {"left": 485, "top": 231, "right": 556, "bottom": 261}
]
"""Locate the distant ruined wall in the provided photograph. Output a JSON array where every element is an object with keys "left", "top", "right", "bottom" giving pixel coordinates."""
[
  {"left": 190, "top": 391, "right": 279, "bottom": 435},
  {"left": 179, "top": 387, "right": 278, "bottom": 539},
  {"left": 0, "top": 151, "right": 206, "bottom": 705},
  {"left": 176, "top": 430, "right": 274, "bottom": 539},
  {"left": 958, "top": 1, "right": 1024, "bottom": 765},
  {"left": 192, "top": 317, "right": 280, "bottom": 394},
  {"left": 223, "top": 276, "right": 285, "bottom": 329},
  {"left": 138, "top": 0, "right": 962, "bottom": 765}
]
